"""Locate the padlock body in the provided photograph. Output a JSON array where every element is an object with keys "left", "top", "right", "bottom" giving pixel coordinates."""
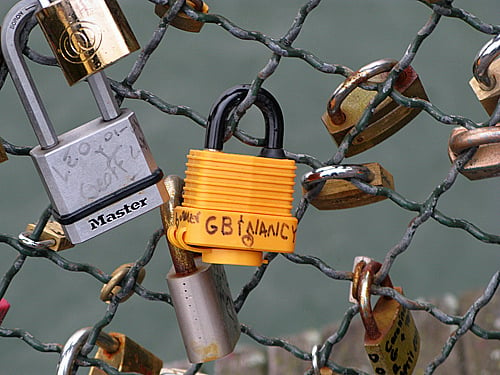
[
  {"left": 448, "top": 126, "right": 500, "bottom": 180},
  {"left": 89, "top": 332, "right": 163, "bottom": 375},
  {"left": 0, "top": 142, "right": 7, "bottom": 163},
  {"left": 167, "top": 258, "right": 240, "bottom": 363},
  {"left": 155, "top": 0, "right": 209, "bottom": 33},
  {"left": 365, "top": 287, "right": 420, "bottom": 375},
  {"left": 36, "top": 0, "right": 139, "bottom": 85},
  {"left": 25, "top": 221, "right": 74, "bottom": 251},
  {"left": 305, "top": 163, "right": 394, "bottom": 210},
  {"left": 322, "top": 67, "right": 428, "bottom": 156},
  {"left": 0, "top": 299, "right": 10, "bottom": 325},
  {"left": 469, "top": 58, "right": 500, "bottom": 115},
  {"left": 30, "top": 109, "right": 168, "bottom": 243}
]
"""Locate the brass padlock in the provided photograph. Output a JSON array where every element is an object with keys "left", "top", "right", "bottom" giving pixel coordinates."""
[
  {"left": 155, "top": 0, "right": 209, "bottom": 33},
  {"left": 36, "top": 0, "right": 140, "bottom": 85},
  {"left": 322, "top": 58, "right": 428, "bottom": 156},
  {"left": 24, "top": 221, "right": 74, "bottom": 251},
  {"left": 100, "top": 263, "right": 147, "bottom": 304},
  {"left": 301, "top": 163, "right": 394, "bottom": 210},
  {"left": 448, "top": 124, "right": 500, "bottom": 180},
  {"left": 355, "top": 260, "right": 420, "bottom": 375},
  {"left": 56, "top": 327, "right": 163, "bottom": 375},
  {"left": 469, "top": 35, "right": 500, "bottom": 116}
]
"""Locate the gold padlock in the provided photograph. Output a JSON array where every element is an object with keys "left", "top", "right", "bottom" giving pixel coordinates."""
[
  {"left": 155, "top": 0, "right": 209, "bottom": 33},
  {"left": 36, "top": 0, "right": 140, "bottom": 85},
  {"left": 469, "top": 35, "right": 500, "bottom": 116},
  {"left": 88, "top": 331, "right": 163, "bottom": 375},
  {"left": 355, "top": 261, "right": 420, "bottom": 375},
  {"left": 301, "top": 163, "right": 394, "bottom": 210},
  {"left": 24, "top": 221, "right": 74, "bottom": 251},
  {"left": 448, "top": 124, "right": 500, "bottom": 180},
  {"left": 322, "top": 58, "right": 428, "bottom": 157}
]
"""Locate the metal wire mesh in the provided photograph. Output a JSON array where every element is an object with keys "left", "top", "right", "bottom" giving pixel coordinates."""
[{"left": 0, "top": 0, "right": 499, "bottom": 374}]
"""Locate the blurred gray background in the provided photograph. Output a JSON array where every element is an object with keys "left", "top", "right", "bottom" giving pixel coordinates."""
[{"left": 0, "top": 0, "right": 498, "bottom": 374}]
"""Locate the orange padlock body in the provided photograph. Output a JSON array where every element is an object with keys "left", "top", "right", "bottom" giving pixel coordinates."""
[
  {"left": 168, "top": 150, "right": 297, "bottom": 266},
  {"left": 322, "top": 66, "right": 428, "bottom": 157},
  {"left": 364, "top": 287, "right": 420, "bottom": 375}
]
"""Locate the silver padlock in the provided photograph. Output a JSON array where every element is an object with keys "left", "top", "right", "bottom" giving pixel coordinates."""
[
  {"left": 162, "top": 176, "right": 240, "bottom": 363},
  {"left": 2, "top": 1, "right": 168, "bottom": 243}
]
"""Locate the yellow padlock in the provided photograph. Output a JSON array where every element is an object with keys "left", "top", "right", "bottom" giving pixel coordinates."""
[
  {"left": 168, "top": 85, "right": 297, "bottom": 267},
  {"left": 355, "top": 260, "right": 420, "bottom": 375}
]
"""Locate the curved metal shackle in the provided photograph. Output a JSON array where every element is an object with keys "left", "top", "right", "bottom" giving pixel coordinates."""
[
  {"left": 1, "top": 0, "right": 58, "bottom": 149},
  {"left": 301, "top": 164, "right": 375, "bottom": 191},
  {"left": 449, "top": 124, "right": 500, "bottom": 155},
  {"left": 57, "top": 327, "right": 120, "bottom": 375},
  {"left": 327, "top": 58, "right": 399, "bottom": 124},
  {"left": 356, "top": 260, "right": 394, "bottom": 341},
  {"left": 472, "top": 34, "right": 500, "bottom": 91},
  {"left": 205, "top": 84, "right": 286, "bottom": 159}
]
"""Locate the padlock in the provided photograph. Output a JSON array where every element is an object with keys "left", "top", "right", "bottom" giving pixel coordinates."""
[
  {"left": 0, "top": 299, "right": 10, "bottom": 325},
  {"left": 2, "top": 2, "right": 169, "bottom": 244},
  {"left": 100, "top": 263, "right": 146, "bottom": 303},
  {"left": 469, "top": 34, "right": 500, "bottom": 116},
  {"left": 355, "top": 260, "right": 420, "bottom": 375},
  {"left": 57, "top": 327, "right": 163, "bottom": 375},
  {"left": 25, "top": 220, "right": 74, "bottom": 251},
  {"left": 155, "top": 0, "right": 209, "bottom": 33},
  {"left": 168, "top": 84, "right": 297, "bottom": 267},
  {"left": 0, "top": 141, "right": 7, "bottom": 163},
  {"left": 322, "top": 58, "right": 428, "bottom": 157},
  {"left": 448, "top": 124, "right": 500, "bottom": 180},
  {"left": 162, "top": 175, "right": 240, "bottom": 363},
  {"left": 35, "top": 0, "right": 139, "bottom": 85},
  {"left": 301, "top": 163, "right": 394, "bottom": 210}
]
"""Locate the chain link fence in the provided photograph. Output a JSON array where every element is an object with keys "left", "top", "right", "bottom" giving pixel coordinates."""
[{"left": 0, "top": 0, "right": 499, "bottom": 374}]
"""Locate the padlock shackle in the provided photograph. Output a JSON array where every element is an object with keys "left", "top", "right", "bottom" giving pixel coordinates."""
[
  {"left": 357, "top": 260, "right": 394, "bottom": 341},
  {"left": 57, "top": 327, "right": 120, "bottom": 375},
  {"left": 205, "top": 84, "right": 286, "bottom": 159},
  {"left": 449, "top": 124, "right": 500, "bottom": 155},
  {"left": 472, "top": 34, "right": 500, "bottom": 91},
  {"left": 1, "top": 0, "right": 59, "bottom": 149},
  {"left": 326, "top": 58, "right": 399, "bottom": 125},
  {"left": 301, "top": 164, "right": 375, "bottom": 191}
]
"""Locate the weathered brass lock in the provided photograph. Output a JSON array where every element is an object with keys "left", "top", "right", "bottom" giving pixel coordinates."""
[
  {"left": 448, "top": 124, "right": 500, "bottom": 180},
  {"left": 301, "top": 163, "right": 394, "bottom": 210},
  {"left": 469, "top": 34, "right": 500, "bottom": 116},
  {"left": 155, "top": 0, "right": 209, "bottom": 33},
  {"left": 25, "top": 220, "right": 74, "bottom": 251},
  {"left": 322, "top": 58, "right": 428, "bottom": 157},
  {"left": 354, "top": 260, "right": 420, "bottom": 375},
  {"left": 56, "top": 327, "right": 163, "bottom": 375},
  {"left": 162, "top": 175, "right": 240, "bottom": 363},
  {"left": 168, "top": 85, "right": 297, "bottom": 267},
  {"left": 36, "top": 0, "right": 140, "bottom": 85},
  {"left": 100, "top": 263, "right": 146, "bottom": 303}
]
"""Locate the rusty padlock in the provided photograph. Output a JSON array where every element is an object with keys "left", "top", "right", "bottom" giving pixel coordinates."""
[
  {"left": 469, "top": 34, "right": 500, "bottom": 116},
  {"left": 155, "top": 0, "right": 209, "bottom": 33},
  {"left": 322, "top": 58, "right": 428, "bottom": 156},
  {"left": 57, "top": 327, "right": 163, "bottom": 375},
  {"left": 448, "top": 124, "right": 500, "bottom": 180},
  {"left": 161, "top": 175, "right": 240, "bottom": 363},
  {"left": 301, "top": 163, "right": 394, "bottom": 210},
  {"left": 354, "top": 260, "right": 420, "bottom": 375}
]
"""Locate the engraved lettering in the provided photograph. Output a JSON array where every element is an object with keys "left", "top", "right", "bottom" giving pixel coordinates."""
[{"left": 88, "top": 198, "right": 148, "bottom": 230}]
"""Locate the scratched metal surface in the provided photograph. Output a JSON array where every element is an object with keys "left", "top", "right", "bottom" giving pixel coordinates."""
[{"left": 0, "top": 1, "right": 498, "bottom": 374}]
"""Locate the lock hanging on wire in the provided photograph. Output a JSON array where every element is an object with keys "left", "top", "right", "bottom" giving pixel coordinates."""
[
  {"left": 352, "top": 259, "right": 420, "bottom": 375},
  {"left": 322, "top": 58, "right": 428, "bottom": 157},
  {"left": 0, "top": 299, "right": 10, "bottom": 325},
  {"left": 448, "top": 124, "right": 500, "bottom": 180},
  {"left": 161, "top": 175, "right": 240, "bottom": 363},
  {"left": 36, "top": 0, "right": 140, "bottom": 86},
  {"left": 469, "top": 34, "right": 500, "bottom": 116},
  {"left": 155, "top": 0, "right": 209, "bottom": 33},
  {"left": 168, "top": 85, "right": 297, "bottom": 267},
  {"left": 2, "top": 1, "right": 169, "bottom": 244}
]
